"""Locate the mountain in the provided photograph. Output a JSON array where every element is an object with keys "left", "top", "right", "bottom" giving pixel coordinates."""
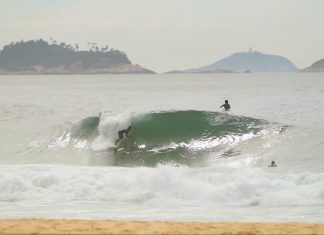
[
  {"left": 187, "top": 51, "right": 299, "bottom": 73},
  {"left": 303, "top": 59, "right": 324, "bottom": 72},
  {"left": 0, "top": 39, "right": 155, "bottom": 74}
]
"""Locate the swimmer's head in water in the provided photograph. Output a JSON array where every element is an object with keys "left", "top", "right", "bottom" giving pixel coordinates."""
[
  {"left": 225, "top": 100, "right": 229, "bottom": 104},
  {"left": 268, "top": 160, "right": 277, "bottom": 167}
]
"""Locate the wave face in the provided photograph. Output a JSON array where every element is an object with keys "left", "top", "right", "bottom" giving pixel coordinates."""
[
  {"left": 71, "top": 116, "right": 100, "bottom": 139},
  {"left": 32, "top": 110, "right": 284, "bottom": 167},
  {"left": 77, "top": 110, "right": 282, "bottom": 166},
  {"left": 125, "top": 111, "right": 267, "bottom": 153},
  {"left": 130, "top": 111, "right": 264, "bottom": 145}
]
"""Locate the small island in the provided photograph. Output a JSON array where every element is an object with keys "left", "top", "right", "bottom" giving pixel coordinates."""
[
  {"left": 184, "top": 50, "right": 299, "bottom": 73},
  {"left": 0, "top": 39, "right": 155, "bottom": 74},
  {"left": 303, "top": 59, "right": 324, "bottom": 72}
]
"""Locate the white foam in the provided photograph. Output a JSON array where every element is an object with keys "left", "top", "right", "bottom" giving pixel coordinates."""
[
  {"left": 0, "top": 165, "right": 323, "bottom": 208},
  {"left": 91, "top": 111, "right": 138, "bottom": 151},
  {"left": 150, "top": 132, "right": 258, "bottom": 153}
]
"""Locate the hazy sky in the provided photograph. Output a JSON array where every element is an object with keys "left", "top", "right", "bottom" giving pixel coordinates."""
[{"left": 1, "top": 0, "right": 324, "bottom": 72}]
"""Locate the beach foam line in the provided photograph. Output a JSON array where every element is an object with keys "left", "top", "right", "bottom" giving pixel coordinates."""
[{"left": 0, "top": 219, "right": 323, "bottom": 235}]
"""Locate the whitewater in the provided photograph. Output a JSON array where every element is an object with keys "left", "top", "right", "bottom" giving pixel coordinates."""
[{"left": 0, "top": 73, "right": 324, "bottom": 222}]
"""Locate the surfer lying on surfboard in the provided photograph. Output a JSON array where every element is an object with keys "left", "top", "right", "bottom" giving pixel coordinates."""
[{"left": 115, "top": 126, "right": 132, "bottom": 145}]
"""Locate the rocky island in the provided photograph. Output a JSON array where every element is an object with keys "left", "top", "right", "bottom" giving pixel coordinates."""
[
  {"left": 303, "top": 59, "right": 324, "bottom": 72},
  {"left": 0, "top": 39, "right": 155, "bottom": 74},
  {"left": 176, "top": 50, "right": 299, "bottom": 73}
]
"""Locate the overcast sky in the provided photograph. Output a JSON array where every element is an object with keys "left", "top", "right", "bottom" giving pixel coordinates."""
[{"left": 0, "top": 0, "right": 324, "bottom": 72}]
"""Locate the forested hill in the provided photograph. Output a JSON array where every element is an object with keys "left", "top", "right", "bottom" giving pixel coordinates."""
[{"left": 0, "top": 39, "right": 155, "bottom": 74}]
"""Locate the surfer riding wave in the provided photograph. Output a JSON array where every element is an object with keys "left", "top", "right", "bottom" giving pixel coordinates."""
[{"left": 115, "top": 126, "right": 132, "bottom": 145}]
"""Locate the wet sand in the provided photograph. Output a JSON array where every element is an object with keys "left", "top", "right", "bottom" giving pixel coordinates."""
[{"left": 0, "top": 219, "right": 324, "bottom": 234}]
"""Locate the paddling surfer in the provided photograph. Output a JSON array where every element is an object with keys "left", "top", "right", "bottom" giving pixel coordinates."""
[{"left": 220, "top": 100, "right": 231, "bottom": 111}]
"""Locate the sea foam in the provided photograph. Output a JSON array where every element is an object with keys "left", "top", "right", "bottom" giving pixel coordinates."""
[{"left": 0, "top": 165, "right": 323, "bottom": 207}]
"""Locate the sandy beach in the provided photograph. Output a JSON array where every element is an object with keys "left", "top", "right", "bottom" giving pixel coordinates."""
[{"left": 0, "top": 219, "right": 323, "bottom": 235}]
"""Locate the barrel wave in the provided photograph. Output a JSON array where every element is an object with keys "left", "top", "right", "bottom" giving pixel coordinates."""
[{"left": 46, "top": 110, "right": 284, "bottom": 166}]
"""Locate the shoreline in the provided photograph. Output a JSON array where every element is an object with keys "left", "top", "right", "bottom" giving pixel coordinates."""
[{"left": 0, "top": 219, "right": 324, "bottom": 234}]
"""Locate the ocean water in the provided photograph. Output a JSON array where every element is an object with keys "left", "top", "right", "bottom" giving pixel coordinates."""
[{"left": 0, "top": 73, "right": 324, "bottom": 222}]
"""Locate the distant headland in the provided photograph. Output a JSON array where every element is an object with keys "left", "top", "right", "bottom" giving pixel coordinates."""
[
  {"left": 0, "top": 39, "right": 155, "bottom": 74},
  {"left": 1, "top": 40, "right": 324, "bottom": 74},
  {"left": 303, "top": 59, "right": 324, "bottom": 72},
  {"left": 184, "top": 50, "right": 299, "bottom": 73}
]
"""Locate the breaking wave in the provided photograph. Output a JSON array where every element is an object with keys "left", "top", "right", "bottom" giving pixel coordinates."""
[{"left": 29, "top": 110, "right": 286, "bottom": 166}]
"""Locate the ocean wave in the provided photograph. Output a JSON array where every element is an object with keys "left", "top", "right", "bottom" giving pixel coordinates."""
[
  {"left": 93, "top": 110, "right": 283, "bottom": 149},
  {"left": 0, "top": 165, "right": 323, "bottom": 207},
  {"left": 27, "top": 110, "right": 286, "bottom": 166}
]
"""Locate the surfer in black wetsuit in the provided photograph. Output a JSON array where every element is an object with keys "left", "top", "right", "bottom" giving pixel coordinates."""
[
  {"left": 268, "top": 161, "right": 277, "bottom": 167},
  {"left": 115, "top": 126, "right": 132, "bottom": 145},
  {"left": 220, "top": 100, "right": 230, "bottom": 111}
]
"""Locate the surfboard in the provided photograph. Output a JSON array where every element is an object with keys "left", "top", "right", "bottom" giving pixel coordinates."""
[
  {"left": 111, "top": 136, "right": 136, "bottom": 152},
  {"left": 107, "top": 142, "right": 119, "bottom": 151},
  {"left": 219, "top": 107, "right": 225, "bottom": 112},
  {"left": 110, "top": 144, "right": 117, "bottom": 149}
]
